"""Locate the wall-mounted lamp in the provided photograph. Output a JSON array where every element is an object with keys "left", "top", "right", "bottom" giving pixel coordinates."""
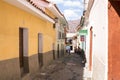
[
  {"left": 53, "top": 17, "right": 58, "bottom": 29},
  {"left": 54, "top": 17, "right": 58, "bottom": 23}
]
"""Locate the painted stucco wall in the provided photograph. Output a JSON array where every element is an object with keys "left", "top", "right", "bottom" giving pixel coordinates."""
[
  {"left": 108, "top": 1, "right": 120, "bottom": 80},
  {"left": 0, "top": 0, "right": 56, "bottom": 79},
  {"left": 0, "top": 0, "right": 56, "bottom": 60},
  {"left": 85, "top": 26, "right": 90, "bottom": 70},
  {"left": 89, "top": 0, "right": 108, "bottom": 80}
]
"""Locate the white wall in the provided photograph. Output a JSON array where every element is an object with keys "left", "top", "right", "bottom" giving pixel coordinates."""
[
  {"left": 88, "top": 0, "right": 108, "bottom": 80},
  {"left": 85, "top": 26, "right": 90, "bottom": 70},
  {"left": 66, "top": 33, "right": 77, "bottom": 37}
]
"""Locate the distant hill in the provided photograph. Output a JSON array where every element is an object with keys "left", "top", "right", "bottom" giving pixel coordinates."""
[{"left": 68, "top": 19, "right": 80, "bottom": 33}]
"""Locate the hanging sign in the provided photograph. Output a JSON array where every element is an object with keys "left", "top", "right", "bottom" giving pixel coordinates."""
[{"left": 79, "top": 29, "right": 88, "bottom": 35}]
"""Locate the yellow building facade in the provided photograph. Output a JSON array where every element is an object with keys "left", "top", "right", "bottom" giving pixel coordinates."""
[{"left": 0, "top": 0, "right": 58, "bottom": 79}]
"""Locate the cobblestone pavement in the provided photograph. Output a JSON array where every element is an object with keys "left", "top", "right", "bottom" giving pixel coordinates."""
[{"left": 31, "top": 53, "right": 85, "bottom": 80}]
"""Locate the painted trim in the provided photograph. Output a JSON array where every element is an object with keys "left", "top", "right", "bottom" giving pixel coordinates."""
[
  {"left": 23, "top": 28, "right": 28, "bottom": 57},
  {"left": 38, "top": 33, "right": 43, "bottom": 53},
  {"left": 89, "top": 27, "right": 93, "bottom": 71}
]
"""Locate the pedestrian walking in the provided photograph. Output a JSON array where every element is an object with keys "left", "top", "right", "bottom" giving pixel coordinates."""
[{"left": 66, "top": 45, "right": 71, "bottom": 55}]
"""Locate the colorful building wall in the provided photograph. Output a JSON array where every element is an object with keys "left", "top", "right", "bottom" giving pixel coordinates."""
[
  {"left": 88, "top": 0, "right": 108, "bottom": 80},
  {"left": 108, "top": 1, "right": 120, "bottom": 80},
  {"left": 0, "top": 0, "right": 56, "bottom": 79}
]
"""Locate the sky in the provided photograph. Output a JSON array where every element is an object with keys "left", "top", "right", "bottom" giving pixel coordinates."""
[{"left": 48, "top": 0, "right": 84, "bottom": 21}]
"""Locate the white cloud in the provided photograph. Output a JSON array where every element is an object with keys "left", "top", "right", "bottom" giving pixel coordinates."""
[
  {"left": 64, "top": 1, "right": 83, "bottom": 9},
  {"left": 63, "top": 9, "right": 81, "bottom": 20},
  {"left": 47, "top": 0, "right": 84, "bottom": 20},
  {"left": 79, "top": 0, "right": 84, "bottom": 3},
  {"left": 74, "top": 9, "right": 82, "bottom": 12},
  {"left": 48, "top": 0, "right": 83, "bottom": 9},
  {"left": 47, "top": 0, "right": 64, "bottom": 4}
]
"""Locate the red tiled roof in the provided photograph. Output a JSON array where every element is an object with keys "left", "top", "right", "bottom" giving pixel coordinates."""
[
  {"left": 28, "top": 0, "right": 49, "bottom": 11},
  {"left": 27, "top": 0, "right": 54, "bottom": 21},
  {"left": 27, "top": 0, "right": 68, "bottom": 25}
]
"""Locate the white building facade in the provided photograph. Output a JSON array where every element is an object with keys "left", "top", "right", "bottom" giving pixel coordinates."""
[{"left": 83, "top": 0, "right": 108, "bottom": 80}]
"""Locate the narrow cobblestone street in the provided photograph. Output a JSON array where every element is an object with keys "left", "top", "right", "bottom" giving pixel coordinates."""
[{"left": 31, "top": 53, "right": 85, "bottom": 80}]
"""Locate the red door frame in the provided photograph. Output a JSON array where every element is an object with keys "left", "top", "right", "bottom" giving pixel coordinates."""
[{"left": 89, "top": 27, "right": 93, "bottom": 71}]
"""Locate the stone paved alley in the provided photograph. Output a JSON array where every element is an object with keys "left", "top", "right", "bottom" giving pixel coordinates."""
[{"left": 31, "top": 53, "right": 85, "bottom": 80}]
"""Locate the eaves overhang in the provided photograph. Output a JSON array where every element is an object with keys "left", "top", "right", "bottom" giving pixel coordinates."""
[
  {"left": 85, "top": 0, "right": 94, "bottom": 18},
  {"left": 48, "top": 3, "right": 68, "bottom": 25},
  {"left": 48, "top": 3, "right": 63, "bottom": 19},
  {"left": 3, "top": 0, "right": 55, "bottom": 23}
]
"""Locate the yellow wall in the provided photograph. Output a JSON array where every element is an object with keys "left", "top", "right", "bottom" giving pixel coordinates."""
[{"left": 0, "top": 0, "right": 56, "bottom": 60}]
